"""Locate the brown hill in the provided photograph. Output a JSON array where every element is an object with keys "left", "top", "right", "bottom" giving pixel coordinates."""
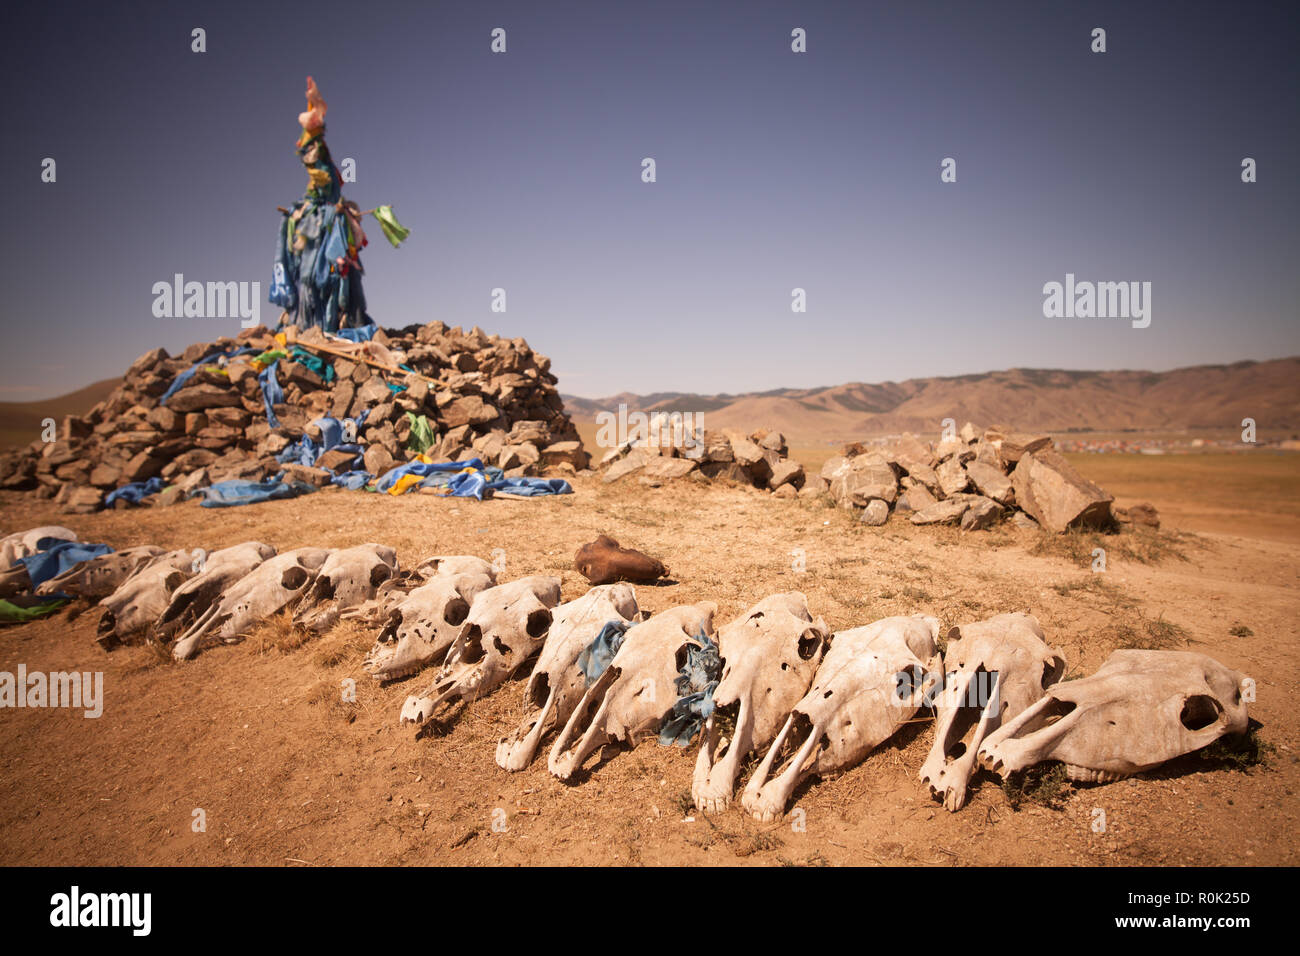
[
  {"left": 563, "top": 358, "right": 1300, "bottom": 442},
  {"left": 0, "top": 378, "right": 121, "bottom": 449}
]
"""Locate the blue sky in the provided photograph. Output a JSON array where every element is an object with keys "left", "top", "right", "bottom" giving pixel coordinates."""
[{"left": 3, "top": 0, "right": 1296, "bottom": 400}]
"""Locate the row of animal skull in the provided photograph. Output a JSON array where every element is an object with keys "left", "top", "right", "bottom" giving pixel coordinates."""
[{"left": 28, "top": 530, "right": 1252, "bottom": 820}]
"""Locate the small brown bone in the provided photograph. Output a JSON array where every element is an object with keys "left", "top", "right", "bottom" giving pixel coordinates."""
[{"left": 574, "top": 535, "right": 668, "bottom": 585}]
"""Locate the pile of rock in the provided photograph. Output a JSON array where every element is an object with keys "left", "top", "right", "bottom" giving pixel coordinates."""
[
  {"left": 0, "top": 321, "right": 589, "bottom": 512},
  {"left": 813, "top": 423, "right": 1123, "bottom": 533},
  {"left": 599, "top": 421, "right": 807, "bottom": 496}
]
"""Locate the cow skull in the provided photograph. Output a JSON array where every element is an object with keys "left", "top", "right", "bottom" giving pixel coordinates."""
[
  {"left": 496, "top": 583, "right": 641, "bottom": 771},
  {"left": 693, "top": 592, "right": 828, "bottom": 812},
  {"left": 978, "top": 649, "right": 1250, "bottom": 783},
  {"left": 363, "top": 558, "right": 498, "bottom": 682},
  {"left": 400, "top": 575, "right": 562, "bottom": 727},
  {"left": 548, "top": 602, "right": 718, "bottom": 780},
  {"left": 96, "top": 550, "right": 201, "bottom": 650},
  {"left": 36, "top": 546, "right": 166, "bottom": 599},
  {"left": 919, "top": 612, "right": 1065, "bottom": 811},
  {"left": 293, "top": 543, "right": 399, "bottom": 633},
  {"left": 742, "top": 615, "right": 941, "bottom": 821}
]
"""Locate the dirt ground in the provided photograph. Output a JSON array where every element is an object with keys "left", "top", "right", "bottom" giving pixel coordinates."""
[{"left": 0, "top": 455, "right": 1296, "bottom": 866}]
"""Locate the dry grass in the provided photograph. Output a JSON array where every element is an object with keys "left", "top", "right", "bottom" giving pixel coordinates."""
[
  {"left": 1029, "top": 526, "right": 1192, "bottom": 567},
  {"left": 1098, "top": 611, "right": 1190, "bottom": 651}
]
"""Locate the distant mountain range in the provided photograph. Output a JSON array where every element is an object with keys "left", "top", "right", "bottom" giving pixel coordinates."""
[
  {"left": 5, "top": 358, "right": 1297, "bottom": 452},
  {"left": 0, "top": 378, "right": 120, "bottom": 449},
  {"left": 562, "top": 358, "right": 1300, "bottom": 442}
]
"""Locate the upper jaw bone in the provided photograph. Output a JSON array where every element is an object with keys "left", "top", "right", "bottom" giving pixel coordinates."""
[
  {"left": 547, "top": 602, "right": 717, "bottom": 780},
  {"left": 363, "top": 568, "right": 492, "bottom": 682},
  {"left": 496, "top": 583, "right": 640, "bottom": 772},
  {"left": 918, "top": 612, "right": 1065, "bottom": 812},
  {"left": 692, "top": 592, "right": 827, "bottom": 813},
  {"left": 399, "top": 575, "right": 561, "bottom": 729},
  {"left": 741, "top": 614, "right": 941, "bottom": 821},
  {"left": 977, "top": 648, "right": 1249, "bottom": 783}
]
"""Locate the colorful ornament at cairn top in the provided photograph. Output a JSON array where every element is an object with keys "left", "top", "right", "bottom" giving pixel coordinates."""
[{"left": 269, "top": 76, "right": 410, "bottom": 333}]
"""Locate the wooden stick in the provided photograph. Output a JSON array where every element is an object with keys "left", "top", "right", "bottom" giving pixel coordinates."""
[{"left": 287, "top": 336, "right": 441, "bottom": 386}]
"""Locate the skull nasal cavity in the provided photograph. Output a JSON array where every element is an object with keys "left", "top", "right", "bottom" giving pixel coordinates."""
[
  {"left": 460, "top": 625, "right": 485, "bottom": 664},
  {"left": 529, "top": 673, "right": 550, "bottom": 708},
  {"left": 1180, "top": 694, "right": 1222, "bottom": 731},
  {"left": 444, "top": 598, "right": 469, "bottom": 626},
  {"left": 281, "top": 567, "right": 310, "bottom": 590},
  {"left": 526, "top": 609, "right": 551, "bottom": 638}
]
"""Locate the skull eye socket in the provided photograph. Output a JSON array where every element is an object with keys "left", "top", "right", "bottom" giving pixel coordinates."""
[
  {"left": 370, "top": 564, "right": 391, "bottom": 587},
  {"left": 281, "top": 567, "right": 310, "bottom": 590},
  {"left": 797, "top": 630, "right": 822, "bottom": 661},
  {"left": 459, "top": 625, "right": 485, "bottom": 664},
  {"left": 893, "top": 664, "right": 926, "bottom": 701},
  {"left": 1041, "top": 656, "right": 1065, "bottom": 690},
  {"left": 1180, "top": 694, "right": 1223, "bottom": 731},
  {"left": 526, "top": 609, "right": 552, "bottom": 638},
  {"left": 444, "top": 598, "right": 469, "bottom": 626}
]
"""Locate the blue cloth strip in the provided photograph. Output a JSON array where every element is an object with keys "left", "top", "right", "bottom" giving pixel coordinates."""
[{"left": 18, "top": 540, "right": 115, "bottom": 589}]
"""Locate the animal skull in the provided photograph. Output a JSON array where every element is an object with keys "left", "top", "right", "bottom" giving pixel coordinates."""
[
  {"left": 363, "top": 557, "right": 498, "bottom": 682},
  {"left": 548, "top": 602, "right": 718, "bottom": 780},
  {"left": 742, "top": 614, "right": 942, "bottom": 821},
  {"left": 496, "top": 583, "right": 641, "bottom": 771},
  {"left": 978, "top": 649, "right": 1250, "bottom": 783},
  {"left": 918, "top": 612, "right": 1065, "bottom": 811},
  {"left": 172, "top": 548, "right": 331, "bottom": 660},
  {"left": 0, "top": 526, "right": 78, "bottom": 568},
  {"left": 153, "top": 542, "right": 278, "bottom": 643},
  {"left": 693, "top": 592, "right": 828, "bottom": 812},
  {"left": 400, "top": 575, "right": 562, "bottom": 727},
  {"left": 293, "top": 543, "right": 399, "bottom": 633},
  {"left": 36, "top": 546, "right": 166, "bottom": 599},
  {"left": 96, "top": 550, "right": 201, "bottom": 650}
]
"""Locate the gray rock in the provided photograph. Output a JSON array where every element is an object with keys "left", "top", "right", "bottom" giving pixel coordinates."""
[
  {"left": 960, "top": 496, "right": 1003, "bottom": 531},
  {"left": 860, "top": 499, "right": 890, "bottom": 526}
]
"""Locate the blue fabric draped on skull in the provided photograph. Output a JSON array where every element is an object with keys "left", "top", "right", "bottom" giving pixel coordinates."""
[
  {"left": 577, "top": 620, "right": 635, "bottom": 686},
  {"left": 658, "top": 630, "right": 722, "bottom": 747}
]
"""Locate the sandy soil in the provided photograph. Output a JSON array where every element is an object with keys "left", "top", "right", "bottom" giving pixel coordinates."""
[{"left": 0, "top": 468, "right": 1296, "bottom": 866}]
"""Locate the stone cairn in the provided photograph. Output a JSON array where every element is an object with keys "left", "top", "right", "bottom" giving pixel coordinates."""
[
  {"left": 598, "top": 417, "right": 807, "bottom": 496},
  {"left": 0, "top": 322, "right": 589, "bottom": 512},
  {"left": 810, "top": 423, "right": 1156, "bottom": 533}
]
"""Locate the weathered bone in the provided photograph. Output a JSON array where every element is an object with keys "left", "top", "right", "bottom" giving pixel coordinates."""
[
  {"left": 978, "top": 649, "right": 1249, "bottom": 783},
  {"left": 400, "top": 575, "right": 562, "bottom": 726},
  {"left": 172, "top": 547, "right": 331, "bottom": 660},
  {"left": 741, "top": 614, "right": 941, "bottom": 821},
  {"left": 153, "top": 542, "right": 277, "bottom": 644},
  {"left": 0, "top": 526, "right": 78, "bottom": 569},
  {"left": 413, "top": 555, "right": 497, "bottom": 580},
  {"left": 292, "top": 543, "right": 398, "bottom": 634},
  {"left": 496, "top": 583, "right": 641, "bottom": 771},
  {"left": 363, "top": 558, "right": 497, "bottom": 682},
  {"left": 918, "top": 612, "right": 1065, "bottom": 811},
  {"left": 548, "top": 602, "right": 718, "bottom": 780},
  {"left": 96, "top": 549, "right": 202, "bottom": 650},
  {"left": 36, "top": 546, "right": 166, "bottom": 599},
  {"left": 693, "top": 592, "right": 828, "bottom": 812}
]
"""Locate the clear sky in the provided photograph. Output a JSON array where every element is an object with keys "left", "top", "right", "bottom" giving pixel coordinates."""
[{"left": 2, "top": 0, "right": 1296, "bottom": 400}]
